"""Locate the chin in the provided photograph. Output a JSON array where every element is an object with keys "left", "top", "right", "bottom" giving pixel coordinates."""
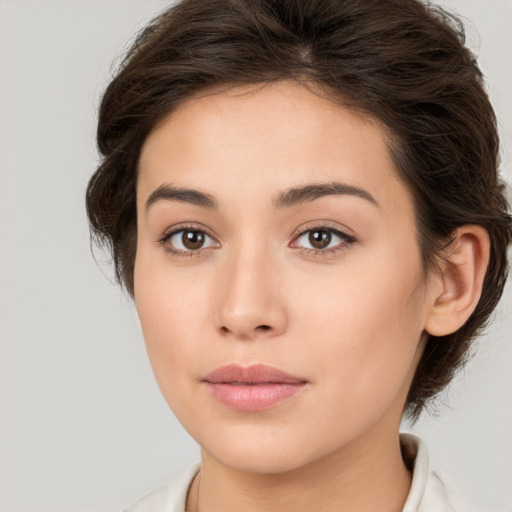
[
  {"left": 207, "top": 441, "right": 314, "bottom": 475},
  {"left": 191, "top": 420, "right": 339, "bottom": 475}
]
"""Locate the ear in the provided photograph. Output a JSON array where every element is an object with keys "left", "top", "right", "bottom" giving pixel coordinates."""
[{"left": 425, "top": 225, "right": 490, "bottom": 337}]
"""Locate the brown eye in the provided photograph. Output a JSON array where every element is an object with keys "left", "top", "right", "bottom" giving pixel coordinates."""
[
  {"left": 308, "top": 230, "right": 331, "bottom": 249},
  {"left": 182, "top": 230, "right": 205, "bottom": 250},
  {"left": 165, "top": 228, "right": 218, "bottom": 253},
  {"left": 292, "top": 226, "right": 355, "bottom": 254}
]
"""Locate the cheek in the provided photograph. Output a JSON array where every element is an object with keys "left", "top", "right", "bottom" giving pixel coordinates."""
[
  {"left": 133, "top": 253, "right": 208, "bottom": 397},
  {"left": 291, "top": 252, "right": 426, "bottom": 411}
]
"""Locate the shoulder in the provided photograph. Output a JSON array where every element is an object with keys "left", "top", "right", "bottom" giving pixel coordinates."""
[{"left": 124, "top": 464, "right": 200, "bottom": 512}]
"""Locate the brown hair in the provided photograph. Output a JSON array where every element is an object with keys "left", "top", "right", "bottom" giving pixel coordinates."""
[{"left": 86, "top": 0, "right": 512, "bottom": 420}]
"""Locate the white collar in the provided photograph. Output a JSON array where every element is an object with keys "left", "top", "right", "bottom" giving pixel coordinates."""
[{"left": 400, "top": 433, "right": 457, "bottom": 511}]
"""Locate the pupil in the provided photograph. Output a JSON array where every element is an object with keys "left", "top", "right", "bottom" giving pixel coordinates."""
[
  {"left": 309, "top": 230, "right": 331, "bottom": 249},
  {"left": 183, "top": 230, "right": 204, "bottom": 250}
]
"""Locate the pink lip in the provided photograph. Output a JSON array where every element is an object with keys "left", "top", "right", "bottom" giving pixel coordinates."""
[{"left": 202, "top": 364, "right": 308, "bottom": 412}]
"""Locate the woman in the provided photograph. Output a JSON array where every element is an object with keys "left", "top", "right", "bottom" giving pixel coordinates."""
[{"left": 86, "top": 0, "right": 511, "bottom": 510}]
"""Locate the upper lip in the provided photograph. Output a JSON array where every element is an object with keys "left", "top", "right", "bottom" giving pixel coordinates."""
[{"left": 203, "top": 364, "right": 308, "bottom": 384}]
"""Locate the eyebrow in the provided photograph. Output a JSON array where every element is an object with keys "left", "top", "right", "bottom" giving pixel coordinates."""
[
  {"left": 145, "top": 185, "right": 218, "bottom": 211},
  {"left": 273, "top": 182, "right": 378, "bottom": 209},
  {"left": 145, "top": 181, "right": 378, "bottom": 211}
]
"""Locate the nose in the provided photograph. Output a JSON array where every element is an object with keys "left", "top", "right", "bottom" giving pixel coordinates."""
[{"left": 213, "top": 248, "right": 288, "bottom": 341}]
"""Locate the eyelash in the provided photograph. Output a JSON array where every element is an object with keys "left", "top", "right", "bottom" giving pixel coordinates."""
[{"left": 157, "top": 223, "right": 356, "bottom": 258}]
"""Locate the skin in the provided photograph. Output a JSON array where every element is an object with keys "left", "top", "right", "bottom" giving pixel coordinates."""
[{"left": 134, "top": 81, "right": 489, "bottom": 512}]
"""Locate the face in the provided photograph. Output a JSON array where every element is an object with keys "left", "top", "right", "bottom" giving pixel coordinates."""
[{"left": 135, "top": 81, "right": 434, "bottom": 474}]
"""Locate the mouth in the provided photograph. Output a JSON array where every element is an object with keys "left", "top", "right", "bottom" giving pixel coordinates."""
[{"left": 202, "top": 364, "right": 308, "bottom": 412}]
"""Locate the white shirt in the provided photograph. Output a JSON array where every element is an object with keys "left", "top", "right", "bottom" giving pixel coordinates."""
[{"left": 124, "top": 434, "right": 474, "bottom": 512}]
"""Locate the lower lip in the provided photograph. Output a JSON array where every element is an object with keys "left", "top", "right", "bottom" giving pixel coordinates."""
[{"left": 204, "top": 382, "right": 307, "bottom": 412}]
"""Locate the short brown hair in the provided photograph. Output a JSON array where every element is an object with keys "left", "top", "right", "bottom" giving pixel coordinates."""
[{"left": 86, "top": 0, "right": 512, "bottom": 420}]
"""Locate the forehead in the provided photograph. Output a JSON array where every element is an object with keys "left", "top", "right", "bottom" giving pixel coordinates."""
[{"left": 137, "top": 81, "right": 412, "bottom": 217}]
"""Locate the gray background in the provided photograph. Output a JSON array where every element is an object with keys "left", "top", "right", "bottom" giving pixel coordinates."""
[{"left": 0, "top": 1, "right": 510, "bottom": 510}]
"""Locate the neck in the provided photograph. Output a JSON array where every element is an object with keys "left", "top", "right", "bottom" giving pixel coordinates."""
[{"left": 186, "top": 428, "right": 411, "bottom": 512}]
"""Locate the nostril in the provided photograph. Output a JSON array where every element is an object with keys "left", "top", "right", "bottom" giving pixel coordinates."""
[{"left": 218, "top": 323, "right": 273, "bottom": 337}]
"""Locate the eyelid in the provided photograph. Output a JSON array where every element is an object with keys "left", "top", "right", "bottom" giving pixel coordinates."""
[
  {"left": 158, "top": 222, "right": 216, "bottom": 240},
  {"left": 291, "top": 221, "right": 356, "bottom": 242}
]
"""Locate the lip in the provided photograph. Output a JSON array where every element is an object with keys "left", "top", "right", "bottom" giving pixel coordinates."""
[{"left": 202, "top": 364, "right": 308, "bottom": 412}]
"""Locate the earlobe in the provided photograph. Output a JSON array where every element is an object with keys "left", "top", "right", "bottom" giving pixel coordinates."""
[{"left": 425, "top": 226, "right": 490, "bottom": 337}]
